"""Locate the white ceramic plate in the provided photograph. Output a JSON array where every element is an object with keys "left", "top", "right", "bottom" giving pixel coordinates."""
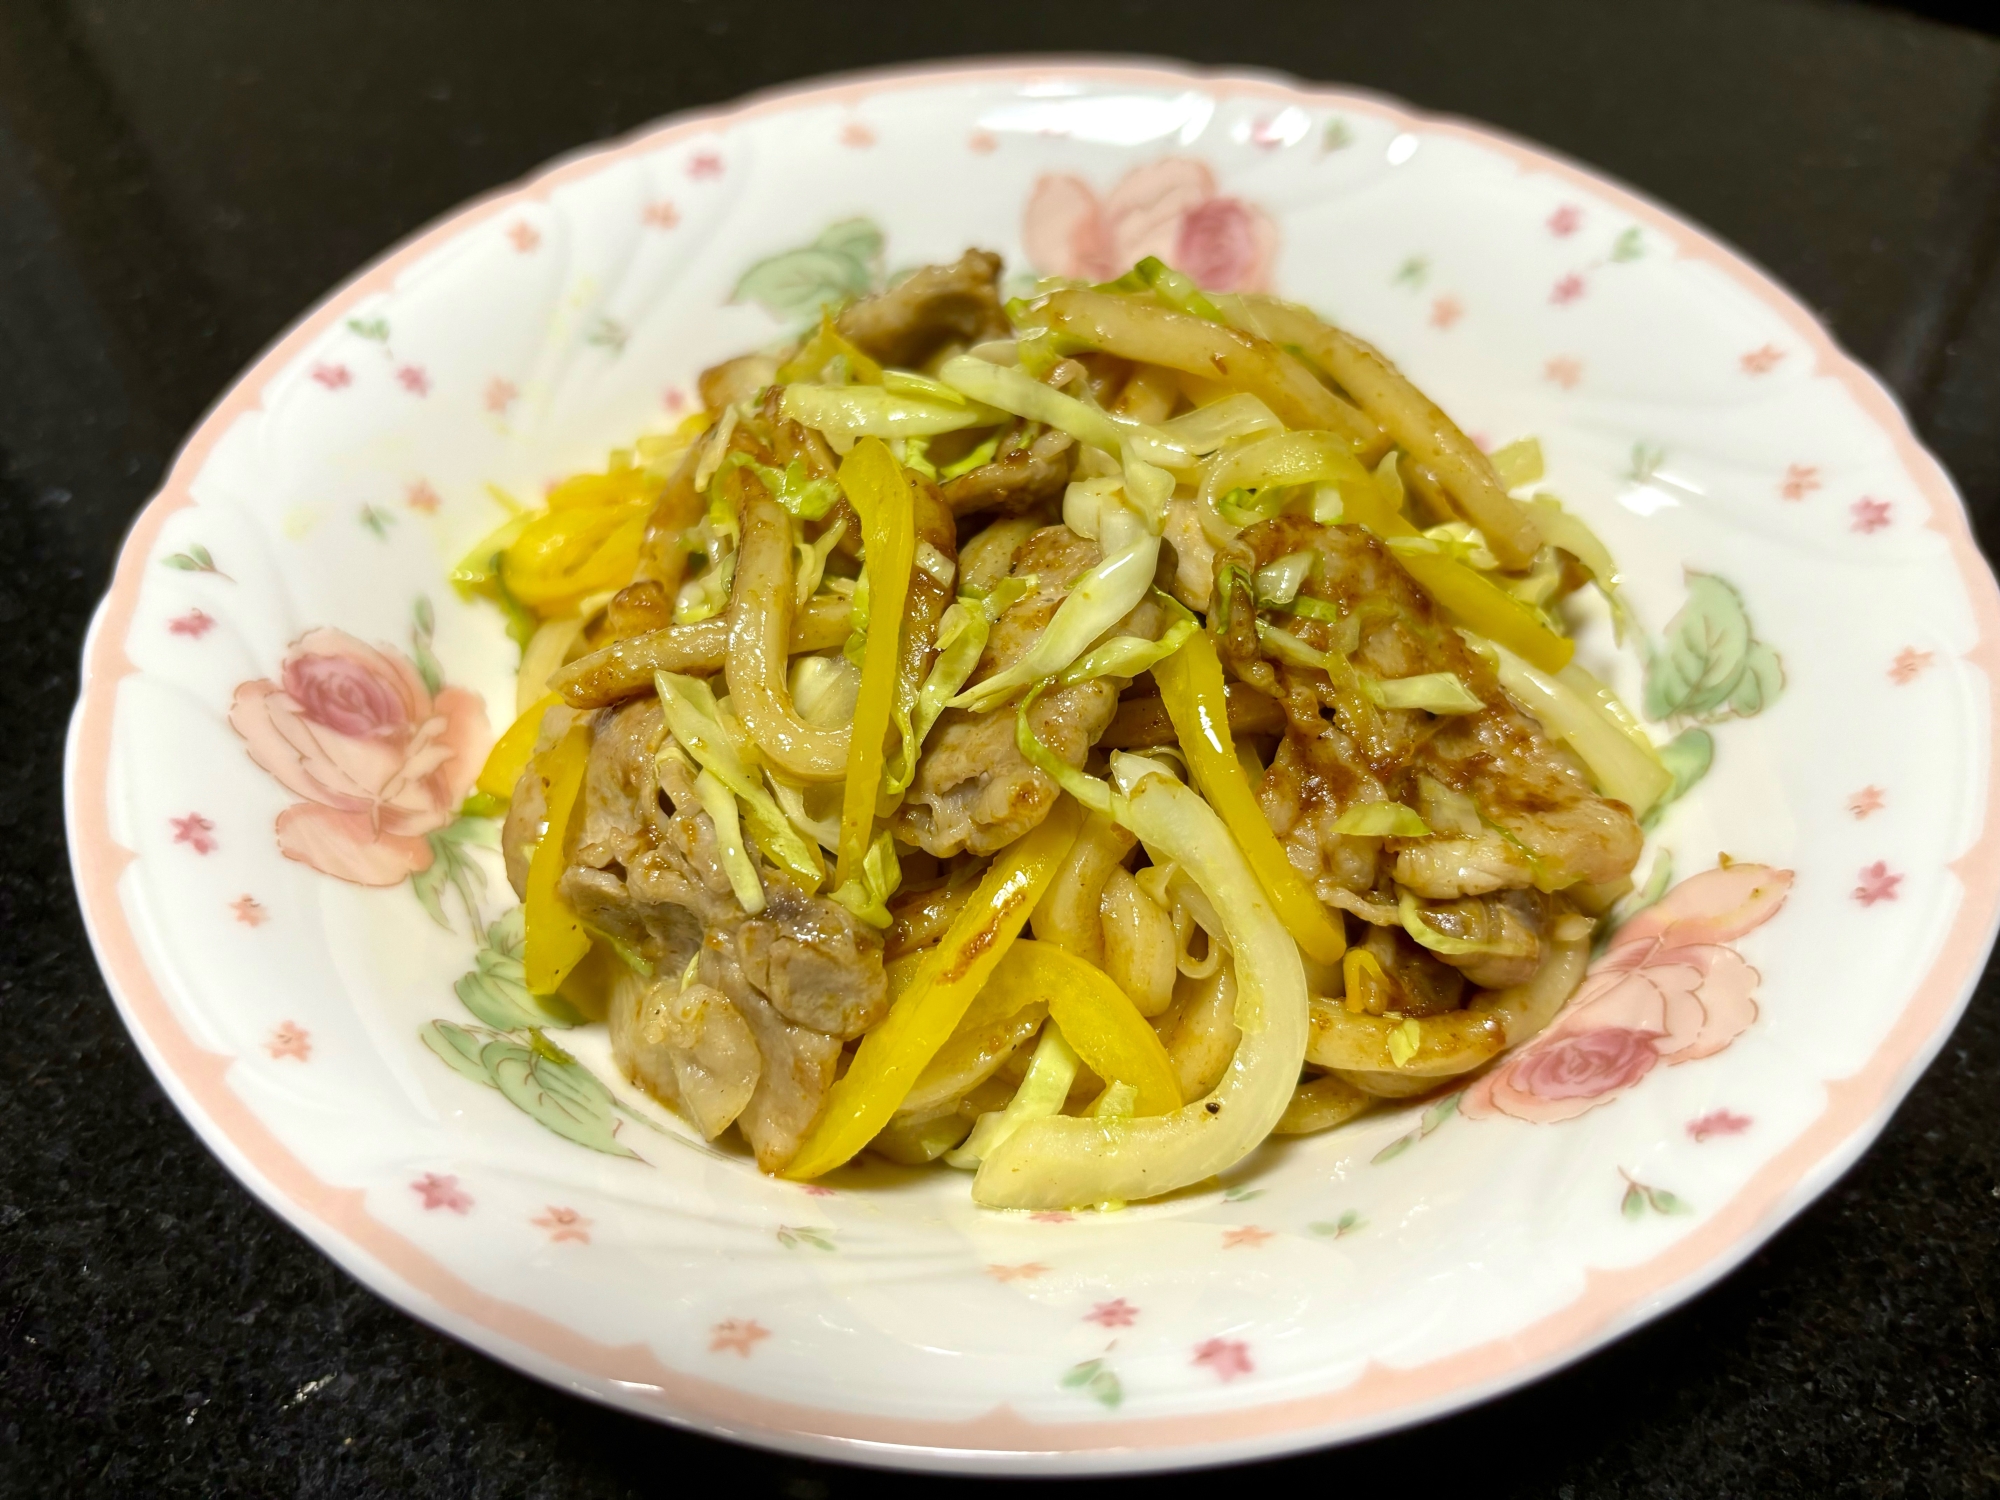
[{"left": 65, "top": 60, "right": 2000, "bottom": 1474}]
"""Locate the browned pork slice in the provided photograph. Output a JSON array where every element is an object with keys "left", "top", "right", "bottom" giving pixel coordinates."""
[
  {"left": 1221, "top": 515, "right": 1640, "bottom": 931},
  {"left": 895, "top": 525, "right": 1140, "bottom": 857},
  {"left": 939, "top": 424, "right": 1074, "bottom": 518},
  {"left": 835, "top": 249, "right": 1012, "bottom": 369},
  {"left": 505, "top": 697, "right": 887, "bottom": 1169}
]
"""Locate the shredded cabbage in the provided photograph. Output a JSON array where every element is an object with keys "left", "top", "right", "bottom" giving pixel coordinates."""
[
  {"left": 1489, "top": 437, "right": 1545, "bottom": 490},
  {"left": 1254, "top": 551, "right": 1315, "bottom": 606},
  {"left": 1526, "top": 493, "right": 1630, "bottom": 639},
  {"left": 692, "top": 768, "right": 766, "bottom": 915},
  {"left": 945, "top": 1022, "right": 1079, "bottom": 1169},
  {"left": 936, "top": 356, "right": 1191, "bottom": 471},
  {"left": 1159, "top": 393, "right": 1283, "bottom": 454},
  {"left": 1333, "top": 802, "right": 1431, "bottom": 838},
  {"left": 794, "top": 517, "right": 847, "bottom": 606},
  {"left": 894, "top": 598, "right": 991, "bottom": 791},
  {"left": 1363, "top": 671, "right": 1485, "bottom": 714},
  {"left": 828, "top": 827, "right": 902, "bottom": 928},
  {"left": 1397, "top": 889, "right": 1534, "bottom": 958},
  {"left": 779, "top": 382, "right": 999, "bottom": 452},
  {"left": 1474, "top": 638, "right": 1672, "bottom": 817},
  {"left": 654, "top": 671, "right": 826, "bottom": 887}
]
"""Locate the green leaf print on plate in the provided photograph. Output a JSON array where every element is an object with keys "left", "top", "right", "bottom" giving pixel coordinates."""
[
  {"left": 453, "top": 907, "right": 583, "bottom": 1030},
  {"left": 418, "top": 1021, "right": 644, "bottom": 1160},
  {"left": 1061, "top": 1357, "right": 1125, "bottom": 1409},
  {"left": 732, "top": 218, "right": 885, "bottom": 324},
  {"left": 1643, "top": 572, "right": 1785, "bottom": 725}
]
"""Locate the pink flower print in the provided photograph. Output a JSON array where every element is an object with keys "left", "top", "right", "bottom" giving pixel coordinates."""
[
  {"left": 662, "top": 387, "right": 687, "bottom": 413},
  {"left": 1851, "top": 497, "right": 1892, "bottom": 533},
  {"left": 412, "top": 1173, "right": 471, "bottom": 1213},
  {"left": 1890, "top": 647, "right": 1933, "bottom": 684},
  {"left": 968, "top": 129, "right": 998, "bottom": 154},
  {"left": 687, "top": 151, "right": 723, "bottom": 180},
  {"left": 1547, "top": 204, "right": 1582, "bottom": 237},
  {"left": 230, "top": 894, "right": 268, "bottom": 927},
  {"left": 505, "top": 220, "right": 540, "bottom": 253},
  {"left": 483, "top": 377, "right": 518, "bottom": 415},
  {"left": 228, "top": 629, "right": 489, "bottom": 885},
  {"left": 801, "top": 1184, "right": 836, "bottom": 1198},
  {"left": 532, "top": 1206, "right": 591, "bottom": 1244},
  {"left": 171, "top": 812, "right": 217, "bottom": 854},
  {"left": 839, "top": 120, "right": 875, "bottom": 148},
  {"left": 404, "top": 480, "right": 441, "bottom": 515},
  {"left": 1085, "top": 1299, "right": 1137, "bottom": 1328},
  {"left": 1030, "top": 1211, "right": 1073, "bottom": 1224},
  {"left": 1550, "top": 273, "right": 1586, "bottom": 305},
  {"left": 1192, "top": 1337, "right": 1253, "bottom": 1381},
  {"left": 643, "top": 200, "right": 680, "bottom": 229},
  {"left": 1853, "top": 861, "right": 1902, "bottom": 907},
  {"left": 1222, "top": 1224, "right": 1273, "bottom": 1249},
  {"left": 1430, "top": 295, "right": 1464, "bottom": 329},
  {"left": 169, "top": 609, "right": 214, "bottom": 639},
  {"left": 1543, "top": 356, "right": 1583, "bottom": 389},
  {"left": 1779, "top": 463, "right": 1820, "bottom": 501},
  {"left": 264, "top": 1021, "right": 310, "bottom": 1060},
  {"left": 311, "top": 363, "right": 351, "bottom": 390},
  {"left": 1023, "top": 158, "right": 1278, "bottom": 291},
  {"left": 1247, "top": 115, "right": 1290, "bottom": 149},
  {"left": 1687, "top": 1109, "right": 1751, "bottom": 1142},
  {"left": 1848, "top": 785, "right": 1885, "bottom": 819},
  {"left": 710, "top": 1319, "right": 769, "bottom": 1356},
  {"left": 1740, "top": 344, "right": 1784, "bottom": 375},
  {"left": 986, "top": 1262, "right": 1050, "bottom": 1283},
  {"left": 396, "top": 365, "right": 430, "bottom": 397},
  {"left": 1464, "top": 863, "right": 1792, "bottom": 1124}
]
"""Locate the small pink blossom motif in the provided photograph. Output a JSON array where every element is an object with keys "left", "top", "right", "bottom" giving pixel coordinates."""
[
  {"left": 1853, "top": 861, "right": 1902, "bottom": 907},
  {"left": 1085, "top": 1299, "right": 1138, "bottom": 1328},
  {"left": 169, "top": 609, "right": 215, "bottom": 639},
  {"left": 968, "top": 129, "right": 998, "bottom": 154},
  {"left": 311, "top": 363, "right": 351, "bottom": 390},
  {"left": 1687, "top": 1109, "right": 1752, "bottom": 1142},
  {"left": 801, "top": 1184, "right": 836, "bottom": 1198},
  {"left": 483, "top": 377, "right": 518, "bottom": 415},
  {"left": 1464, "top": 863, "right": 1792, "bottom": 1124},
  {"left": 1848, "top": 785, "right": 1886, "bottom": 819},
  {"left": 1030, "top": 1211, "right": 1074, "bottom": 1224},
  {"left": 986, "top": 1262, "right": 1050, "bottom": 1283},
  {"left": 1430, "top": 295, "right": 1464, "bottom": 329},
  {"left": 1780, "top": 463, "right": 1821, "bottom": 501},
  {"left": 1247, "top": 115, "right": 1289, "bottom": 149},
  {"left": 687, "top": 152, "right": 723, "bottom": 180},
  {"left": 643, "top": 200, "right": 680, "bottom": 229},
  {"left": 1851, "top": 497, "right": 1892, "bottom": 533},
  {"left": 505, "top": 220, "right": 540, "bottom": 253},
  {"left": 662, "top": 387, "right": 687, "bottom": 413},
  {"left": 532, "top": 1206, "right": 591, "bottom": 1243},
  {"left": 170, "top": 813, "right": 217, "bottom": 854},
  {"left": 412, "top": 1173, "right": 471, "bottom": 1213},
  {"left": 1550, "top": 273, "right": 1586, "bottom": 305},
  {"left": 710, "top": 1319, "right": 769, "bottom": 1356},
  {"left": 1547, "top": 203, "right": 1582, "bottom": 237},
  {"left": 404, "top": 480, "right": 441, "bottom": 515},
  {"left": 1890, "top": 647, "right": 1934, "bottom": 684},
  {"left": 395, "top": 364, "right": 430, "bottom": 396},
  {"left": 839, "top": 120, "right": 875, "bottom": 148},
  {"left": 230, "top": 894, "right": 268, "bottom": 927},
  {"left": 264, "top": 1021, "right": 310, "bottom": 1060},
  {"left": 1192, "top": 1337, "right": 1253, "bottom": 1381},
  {"left": 1023, "top": 158, "right": 1277, "bottom": 291},
  {"left": 1222, "top": 1224, "right": 1274, "bottom": 1249},
  {"left": 229, "top": 629, "right": 489, "bottom": 885},
  {"left": 1740, "top": 344, "right": 1785, "bottom": 375},
  {"left": 1543, "top": 356, "right": 1583, "bottom": 389}
]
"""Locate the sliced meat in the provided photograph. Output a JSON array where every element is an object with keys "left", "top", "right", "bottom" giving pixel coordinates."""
[
  {"left": 895, "top": 525, "right": 1128, "bottom": 857},
  {"left": 609, "top": 975, "right": 762, "bottom": 1140},
  {"left": 835, "top": 249, "right": 1012, "bottom": 369},
  {"left": 698, "top": 353, "right": 779, "bottom": 411},
  {"left": 738, "top": 878, "right": 889, "bottom": 1040},
  {"left": 724, "top": 970, "right": 843, "bottom": 1172},
  {"left": 939, "top": 425, "right": 1074, "bottom": 518}
]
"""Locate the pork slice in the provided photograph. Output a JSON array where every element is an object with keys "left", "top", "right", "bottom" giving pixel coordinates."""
[
  {"left": 939, "top": 426, "right": 1073, "bottom": 518},
  {"left": 835, "top": 249, "right": 1011, "bottom": 369},
  {"left": 608, "top": 975, "right": 762, "bottom": 1140},
  {"left": 704, "top": 945, "right": 842, "bottom": 1172},
  {"left": 736, "top": 876, "right": 889, "bottom": 1040}
]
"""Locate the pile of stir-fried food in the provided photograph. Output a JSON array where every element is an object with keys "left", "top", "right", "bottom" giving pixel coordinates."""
[{"left": 459, "top": 251, "right": 1672, "bottom": 1210}]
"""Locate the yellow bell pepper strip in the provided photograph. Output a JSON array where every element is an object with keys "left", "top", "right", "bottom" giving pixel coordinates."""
[
  {"left": 476, "top": 693, "right": 559, "bottom": 801},
  {"left": 522, "top": 725, "right": 594, "bottom": 994},
  {"left": 831, "top": 438, "right": 917, "bottom": 894},
  {"left": 1155, "top": 633, "right": 1347, "bottom": 966},
  {"left": 774, "top": 308, "right": 884, "bottom": 386},
  {"left": 989, "top": 941, "right": 1179, "bottom": 1116},
  {"left": 1338, "top": 475, "right": 1573, "bottom": 674},
  {"left": 784, "top": 797, "right": 1083, "bottom": 1180}
]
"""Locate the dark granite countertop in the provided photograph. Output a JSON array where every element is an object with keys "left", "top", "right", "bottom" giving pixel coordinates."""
[{"left": 3, "top": 1, "right": 1998, "bottom": 1493}]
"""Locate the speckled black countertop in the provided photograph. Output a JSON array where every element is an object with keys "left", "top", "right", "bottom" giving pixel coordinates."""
[{"left": 4, "top": 1, "right": 1998, "bottom": 1493}]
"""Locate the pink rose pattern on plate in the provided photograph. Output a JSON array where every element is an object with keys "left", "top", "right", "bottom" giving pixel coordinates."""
[
  {"left": 229, "top": 611, "right": 487, "bottom": 888},
  {"left": 1023, "top": 158, "right": 1277, "bottom": 290},
  {"left": 1464, "top": 863, "right": 1793, "bottom": 1125}
]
